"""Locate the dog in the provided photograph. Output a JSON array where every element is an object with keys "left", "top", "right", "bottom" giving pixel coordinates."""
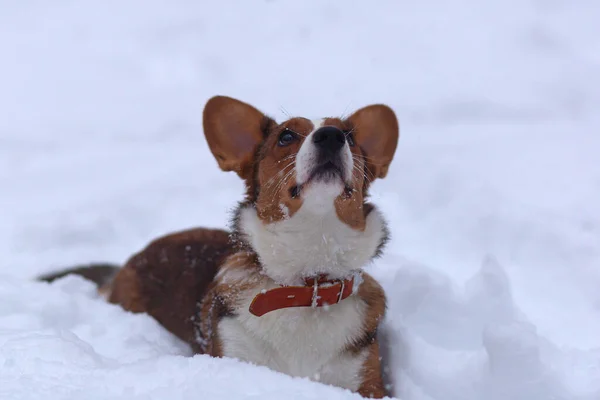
[{"left": 38, "top": 95, "right": 399, "bottom": 398}]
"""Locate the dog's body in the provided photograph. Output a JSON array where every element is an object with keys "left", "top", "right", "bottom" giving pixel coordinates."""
[{"left": 40, "top": 96, "right": 399, "bottom": 398}]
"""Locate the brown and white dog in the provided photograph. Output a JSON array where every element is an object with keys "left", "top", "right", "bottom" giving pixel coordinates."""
[{"left": 39, "top": 95, "right": 399, "bottom": 398}]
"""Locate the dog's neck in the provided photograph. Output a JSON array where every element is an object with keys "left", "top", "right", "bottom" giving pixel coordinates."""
[{"left": 234, "top": 185, "right": 389, "bottom": 286}]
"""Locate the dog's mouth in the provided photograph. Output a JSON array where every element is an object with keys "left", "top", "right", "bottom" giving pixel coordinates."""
[
  {"left": 290, "top": 161, "right": 352, "bottom": 199},
  {"left": 311, "top": 160, "right": 343, "bottom": 180}
]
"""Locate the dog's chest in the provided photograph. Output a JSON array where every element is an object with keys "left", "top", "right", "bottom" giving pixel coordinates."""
[{"left": 217, "top": 287, "right": 368, "bottom": 390}]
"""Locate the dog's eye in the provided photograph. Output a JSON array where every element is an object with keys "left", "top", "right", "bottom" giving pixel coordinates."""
[
  {"left": 345, "top": 131, "right": 355, "bottom": 147},
  {"left": 278, "top": 129, "right": 296, "bottom": 147}
]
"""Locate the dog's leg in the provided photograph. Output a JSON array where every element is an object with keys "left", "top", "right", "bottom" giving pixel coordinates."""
[{"left": 358, "top": 339, "right": 388, "bottom": 399}]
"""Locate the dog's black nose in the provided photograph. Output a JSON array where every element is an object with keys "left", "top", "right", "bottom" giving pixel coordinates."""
[{"left": 312, "top": 126, "right": 345, "bottom": 154}]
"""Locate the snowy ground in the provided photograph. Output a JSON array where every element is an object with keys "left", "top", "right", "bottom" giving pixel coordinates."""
[{"left": 1, "top": 1, "right": 600, "bottom": 399}]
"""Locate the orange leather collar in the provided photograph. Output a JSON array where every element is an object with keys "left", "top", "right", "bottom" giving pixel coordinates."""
[{"left": 249, "top": 274, "right": 358, "bottom": 317}]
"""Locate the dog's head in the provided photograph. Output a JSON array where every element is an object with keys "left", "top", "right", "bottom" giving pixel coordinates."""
[{"left": 203, "top": 96, "right": 398, "bottom": 283}]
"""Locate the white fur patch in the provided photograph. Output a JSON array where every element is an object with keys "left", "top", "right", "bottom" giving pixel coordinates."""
[
  {"left": 238, "top": 198, "right": 386, "bottom": 285},
  {"left": 296, "top": 119, "right": 324, "bottom": 184},
  {"left": 215, "top": 264, "right": 254, "bottom": 285},
  {"left": 217, "top": 272, "right": 368, "bottom": 391}
]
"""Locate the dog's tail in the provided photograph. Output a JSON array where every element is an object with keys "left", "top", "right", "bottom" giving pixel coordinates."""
[{"left": 37, "top": 263, "right": 120, "bottom": 288}]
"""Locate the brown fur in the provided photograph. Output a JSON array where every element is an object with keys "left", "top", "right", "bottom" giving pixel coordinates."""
[
  {"left": 348, "top": 104, "right": 399, "bottom": 179},
  {"left": 350, "top": 275, "right": 388, "bottom": 397},
  {"left": 107, "top": 228, "right": 234, "bottom": 346},
  {"left": 254, "top": 117, "right": 315, "bottom": 222},
  {"left": 358, "top": 340, "right": 387, "bottom": 398}
]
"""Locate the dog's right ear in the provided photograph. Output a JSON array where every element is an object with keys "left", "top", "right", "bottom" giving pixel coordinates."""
[{"left": 203, "top": 96, "right": 268, "bottom": 179}]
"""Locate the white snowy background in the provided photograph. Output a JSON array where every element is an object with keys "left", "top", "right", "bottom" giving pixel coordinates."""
[{"left": 1, "top": 1, "right": 599, "bottom": 399}]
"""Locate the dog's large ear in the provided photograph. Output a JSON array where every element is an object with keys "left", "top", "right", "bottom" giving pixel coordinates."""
[
  {"left": 348, "top": 104, "right": 399, "bottom": 179},
  {"left": 203, "top": 96, "right": 268, "bottom": 179}
]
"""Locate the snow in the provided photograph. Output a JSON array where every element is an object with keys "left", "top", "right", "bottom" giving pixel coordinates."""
[{"left": 1, "top": 1, "right": 599, "bottom": 399}]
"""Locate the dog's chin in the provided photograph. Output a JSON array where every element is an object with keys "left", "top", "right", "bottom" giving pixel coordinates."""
[{"left": 291, "top": 162, "right": 350, "bottom": 209}]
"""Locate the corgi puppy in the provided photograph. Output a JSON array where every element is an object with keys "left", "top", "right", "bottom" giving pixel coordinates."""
[{"left": 39, "top": 95, "right": 399, "bottom": 398}]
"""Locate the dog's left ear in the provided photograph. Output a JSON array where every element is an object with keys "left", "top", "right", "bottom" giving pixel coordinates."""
[{"left": 348, "top": 104, "right": 399, "bottom": 179}]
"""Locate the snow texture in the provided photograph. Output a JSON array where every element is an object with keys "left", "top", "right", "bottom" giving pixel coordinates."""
[{"left": 1, "top": 1, "right": 600, "bottom": 399}]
